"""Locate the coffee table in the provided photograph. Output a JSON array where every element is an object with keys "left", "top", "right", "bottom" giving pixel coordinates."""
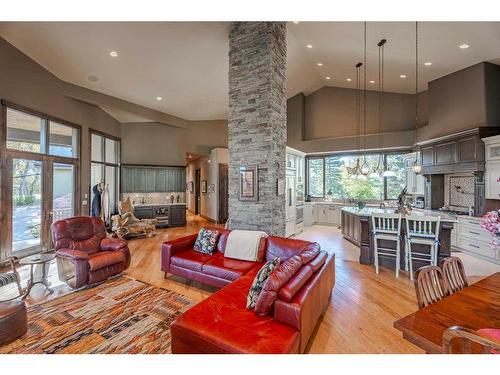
[{"left": 19, "top": 252, "right": 56, "bottom": 299}]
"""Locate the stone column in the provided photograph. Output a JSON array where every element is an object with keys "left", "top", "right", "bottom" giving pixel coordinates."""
[{"left": 228, "top": 22, "right": 287, "bottom": 236}]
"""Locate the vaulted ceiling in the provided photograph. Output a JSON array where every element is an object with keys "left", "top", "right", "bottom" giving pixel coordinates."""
[{"left": 1, "top": 21, "right": 499, "bottom": 122}]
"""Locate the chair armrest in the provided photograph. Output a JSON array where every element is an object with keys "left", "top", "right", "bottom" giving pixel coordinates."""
[
  {"left": 56, "top": 248, "right": 89, "bottom": 261},
  {"left": 0, "top": 256, "right": 19, "bottom": 270},
  {"left": 161, "top": 233, "right": 198, "bottom": 272},
  {"left": 101, "top": 238, "right": 128, "bottom": 251}
]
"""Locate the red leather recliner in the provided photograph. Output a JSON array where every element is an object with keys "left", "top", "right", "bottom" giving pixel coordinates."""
[{"left": 51, "top": 216, "right": 131, "bottom": 289}]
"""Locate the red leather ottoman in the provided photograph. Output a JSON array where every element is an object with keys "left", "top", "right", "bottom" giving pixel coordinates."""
[{"left": 171, "top": 269, "right": 300, "bottom": 354}]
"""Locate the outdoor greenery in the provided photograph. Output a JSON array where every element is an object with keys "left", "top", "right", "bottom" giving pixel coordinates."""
[
  {"left": 9, "top": 142, "right": 42, "bottom": 206},
  {"left": 308, "top": 153, "right": 407, "bottom": 200}
]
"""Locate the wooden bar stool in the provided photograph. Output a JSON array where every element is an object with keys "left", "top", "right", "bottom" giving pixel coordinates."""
[
  {"left": 405, "top": 216, "right": 441, "bottom": 280},
  {"left": 371, "top": 213, "right": 402, "bottom": 277}
]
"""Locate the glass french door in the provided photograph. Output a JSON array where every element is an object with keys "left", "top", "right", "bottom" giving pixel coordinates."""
[{"left": 7, "top": 156, "right": 77, "bottom": 257}]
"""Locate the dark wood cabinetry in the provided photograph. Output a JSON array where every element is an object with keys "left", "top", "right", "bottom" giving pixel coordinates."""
[
  {"left": 134, "top": 204, "right": 186, "bottom": 227},
  {"left": 341, "top": 210, "right": 362, "bottom": 247},
  {"left": 122, "top": 165, "right": 185, "bottom": 193}
]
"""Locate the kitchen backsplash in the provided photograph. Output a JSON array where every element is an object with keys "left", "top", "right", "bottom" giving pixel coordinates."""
[
  {"left": 444, "top": 173, "right": 474, "bottom": 212},
  {"left": 122, "top": 192, "right": 185, "bottom": 205}
]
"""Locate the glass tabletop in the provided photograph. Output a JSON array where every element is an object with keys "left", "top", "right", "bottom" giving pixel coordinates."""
[{"left": 19, "top": 252, "right": 56, "bottom": 265}]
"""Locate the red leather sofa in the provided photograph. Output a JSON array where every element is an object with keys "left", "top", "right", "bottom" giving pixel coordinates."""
[
  {"left": 161, "top": 228, "right": 335, "bottom": 353},
  {"left": 52, "top": 216, "right": 131, "bottom": 289}
]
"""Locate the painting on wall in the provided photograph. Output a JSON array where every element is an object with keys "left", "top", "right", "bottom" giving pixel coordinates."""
[
  {"left": 239, "top": 165, "right": 258, "bottom": 201},
  {"left": 201, "top": 180, "right": 207, "bottom": 193},
  {"left": 187, "top": 181, "right": 194, "bottom": 193}
]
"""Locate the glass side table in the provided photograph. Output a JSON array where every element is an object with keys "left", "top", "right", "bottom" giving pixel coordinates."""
[{"left": 19, "top": 252, "right": 56, "bottom": 299}]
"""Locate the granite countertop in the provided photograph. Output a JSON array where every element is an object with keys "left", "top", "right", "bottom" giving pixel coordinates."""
[
  {"left": 341, "top": 206, "right": 457, "bottom": 222},
  {"left": 133, "top": 203, "right": 187, "bottom": 207}
]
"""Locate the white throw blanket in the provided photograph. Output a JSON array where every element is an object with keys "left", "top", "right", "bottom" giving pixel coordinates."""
[{"left": 224, "top": 230, "right": 268, "bottom": 262}]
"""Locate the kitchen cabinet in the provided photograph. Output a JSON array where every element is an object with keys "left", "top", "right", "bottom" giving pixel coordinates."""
[
  {"left": 304, "top": 203, "right": 314, "bottom": 227},
  {"left": 169, "top": 205, "right": 187, "bottom": 227},
  {"left": 454, "top": 216, "right": 499, "bottom": 264},
  {"left": 134, "top": 204, "right": 187, "bottom": 227},
  {"left": 341, "top": 209, "right": 362, "bottom": 247},
  {"left": 121, "top": 165, "right": 185, "bottom": 194},
  {"left": 314, "top": 204, "right": 341, "bottom": 226},
  {"left": 483, "top": 135, "right": 500, "bottom": 200}
]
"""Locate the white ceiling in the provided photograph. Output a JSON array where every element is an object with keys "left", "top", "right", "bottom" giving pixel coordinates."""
[{"left": 0, "top": 22, "right": 499, "bottom": 122}]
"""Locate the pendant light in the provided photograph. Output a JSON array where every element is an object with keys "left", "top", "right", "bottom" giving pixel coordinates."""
[
  {"left": 379, "top": 36, "right": 395, "bottom": 178},
  {"left": 360, "top": 22, "right": 370, "bottom": 178},
  {"left": 412, "top": 21, "right": 422, "bottom": 175},
  {"left": 370, "top": 37, "right": 386, "bottom": 179},
  {"left": 346, "top": 61, "right": 364, "bottom": 178}
]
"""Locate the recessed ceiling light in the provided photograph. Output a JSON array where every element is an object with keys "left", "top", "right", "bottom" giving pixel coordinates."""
[
  {"left": 400, "top": 74, "right": 407, "bottom": 78},
  {"left": 346, "top": 78, "right": 352, "bottom": 82},
  {"left": 292, "top": 21, "right": 300, "bottom": 24},
  {"left": 459, "top": 43, "right": 469, "bottom": 49},
  {"left": 369, "top": 80, "right": 375, "bottom": 84},
  {"left": 109, "top": 51, "right": 118, "bottom": 57},
  {"left": 317, "top": 62, "right": 323, "bottom": 66},
  {"left": 306, "top": 44, "right": 313, "bottom": 49},
  {"left": 424, "top": 62, "right": 432, "bottom": 66},
  {"left": 325, "top": 76, "right": 331, "bottom": 80},
  {"left": 156, "top": 96, "right": 163, "bottom": 101}
]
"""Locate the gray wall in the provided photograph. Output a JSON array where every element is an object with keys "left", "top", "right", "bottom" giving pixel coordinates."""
[
  {"left": 286, "top": 87, "right": 426, "bottom": 153},
  {"left": 120, "top": 120, "right": 228, "bottom": 166},
  {"left": 0, "top": 37, "right": 121, "bottom": 215}
]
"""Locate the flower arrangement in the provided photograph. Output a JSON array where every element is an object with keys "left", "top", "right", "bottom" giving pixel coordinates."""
[{"left": 480, "top": 210, "right": 500, "bottom": 250}]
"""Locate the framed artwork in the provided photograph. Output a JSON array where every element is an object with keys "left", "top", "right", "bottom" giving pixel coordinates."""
[
  {"left": 188, "top": 181, "right": 194, "bottom": 193},
  {"left": 201, "top": 180, "right": 207, "bottom": 193},
  {"left": 239, "top": 165, "right": 258, "bottom": 201}
]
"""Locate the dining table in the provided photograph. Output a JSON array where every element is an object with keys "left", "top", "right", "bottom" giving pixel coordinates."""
[{"left": 393, "top": 272, "right": 500, "bottom": 354}]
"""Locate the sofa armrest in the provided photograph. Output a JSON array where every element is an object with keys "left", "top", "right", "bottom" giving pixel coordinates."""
[
  {"left": 101, "top": 238, "right": 128, "bottom": 251},
  {"left": 56, "top": 248, "right": 89, "bottom": 261},
  {"left": 273, "top": 253, "right": 335, "bottom": 353},
  {"left": 56, "top": 248, "right": 89, "bottom": 289},
  {"left": 161, "top": 233, "right": 198, "bottom": 273}
]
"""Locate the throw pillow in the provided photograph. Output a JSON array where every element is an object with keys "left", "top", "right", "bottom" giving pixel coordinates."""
[
  {"left": 193, "top": 228, "right": 220, "bottom": 255},
  {"left": 254, "top": 255, "right": 303, "bottom": 316},
  {"left": 246, "top": 257, "right": 280, "bottom": 309}
]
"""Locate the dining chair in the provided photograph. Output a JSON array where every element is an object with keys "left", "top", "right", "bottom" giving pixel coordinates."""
[
  {"left": 443, "top": 326, "right": 500, "bottom": 354},
  {"left": 371, "top": 213, "right": 403, "bottom": 277},
  {"left": 0, "top": 256, "right": 24, "bottom": 300},
  {"left": 440, "top": 256, "right": 468, "bottom": 294},
  {"left": 414, "top": 265, "right": 449, "bottom": 309},
  {"left": 405, "top": 215, "right": 441, "bottom": 280}
]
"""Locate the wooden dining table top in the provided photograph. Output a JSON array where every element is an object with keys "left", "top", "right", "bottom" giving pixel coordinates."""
[{"left": 393, "top": 272, "right": 500, "bottom": 354}]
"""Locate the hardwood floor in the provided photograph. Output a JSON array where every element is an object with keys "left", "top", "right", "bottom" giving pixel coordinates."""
[{"left": 1, "top": 213, "right": 489, "bottom": 353}]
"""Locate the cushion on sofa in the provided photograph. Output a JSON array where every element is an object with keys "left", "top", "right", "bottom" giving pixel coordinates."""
[
  {"left": 277, "top": 265, "right": 314, "bottom": 302},
  {"left": 307, "top": 251, "right": 328, "bottom": 272},
  {"left": 299, "top": 243, "right": 321, "bottom": 263},
  {"left": 246, "top": 258, "right": 280, "bottom": 309},
  {"left": 171, "top": 269, "right": 300, "bottom": 354},
  {"left": 193, "top": 228, "right": 220, "bottom": 255},
  {"left": 265, "top": 236, "right": 317, "bottom": 262},
  {"left": 171, "top": 250, "right": 214, "bottom": 272},
  {"left": 88, "top": 251, "right": 126, "bottom": 271},
  {"left": 202, "top": 253, "right": 260, "bottom": 281},
  {"left": 254, "top": 255, "right": 303, "bottom": 316}
]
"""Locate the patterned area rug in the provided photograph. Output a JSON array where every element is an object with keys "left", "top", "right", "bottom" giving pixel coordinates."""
[{"left": 1, "top": 276, "right": 193, "bottom": 354}]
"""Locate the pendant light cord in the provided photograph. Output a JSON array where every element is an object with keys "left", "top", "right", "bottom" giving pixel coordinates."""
[
  {"left": 363, "top": 22, "right": 367, "bottom": 155},
  {"left": 415, "top": 21, "right": 419, "bottom": 156}
]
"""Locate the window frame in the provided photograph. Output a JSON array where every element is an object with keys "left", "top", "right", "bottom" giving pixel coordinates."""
[
  {"left": 89, "top": 129, "right": 121, "bottom": 216},
  {"left": 305, "top": 150, "right": 410, "bottom": 201},
  {"left": 3, "top": 100, "right": 80, "bottom": 159}
]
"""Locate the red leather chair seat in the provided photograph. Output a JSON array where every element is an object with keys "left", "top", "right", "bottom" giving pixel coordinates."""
[
  {"left": 88, "top": 251, "right": 126, "bottom": 271},
  {"left": 202, "top": 253, "right": 260, "bottom": 281},
  {"left": 171, "top": 269, "right": 300, "bottom": 354},
  {"left": 171, "top": 250, "right": 214, "bottom": 272}
]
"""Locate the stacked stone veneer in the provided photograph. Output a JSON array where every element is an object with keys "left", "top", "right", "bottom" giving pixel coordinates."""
[{"left": 228, "top": 22, "right": 287, "bottom": 236}]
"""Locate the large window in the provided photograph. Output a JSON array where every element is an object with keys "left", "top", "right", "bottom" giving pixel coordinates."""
[
  {"left": 307, "top": 153, "right": 407, "bottom": 200},
  {"left": 90, "top": 131, "right": 120, "bottom": 219}
]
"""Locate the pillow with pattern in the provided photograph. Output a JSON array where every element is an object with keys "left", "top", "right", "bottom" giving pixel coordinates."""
[
  {"left": 193, "top": 228, "right": 220, "bottom": 255},
  {"left": 246, "top": 257, "right": 280, "bottom": 309}
]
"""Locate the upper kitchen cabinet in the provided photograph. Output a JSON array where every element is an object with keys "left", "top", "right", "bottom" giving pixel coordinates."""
[
  {"left": 483, "top": 135, "right": 500, "bottom": 200},
  {"left": 418, "top": 128, "right": 500, "bottom": 174},
  {"left": 121, "top": 165, "right": 185, "bottom": 193}
]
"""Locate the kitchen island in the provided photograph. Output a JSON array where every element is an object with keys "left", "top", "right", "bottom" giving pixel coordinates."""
[{"left": 341, "top": 207, "right": 456, "bottom": 271}]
